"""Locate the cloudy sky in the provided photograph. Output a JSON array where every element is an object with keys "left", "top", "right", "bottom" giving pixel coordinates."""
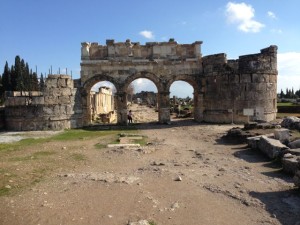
[{"left": 1, "top": 0, "right": 300, "bottom": 97}]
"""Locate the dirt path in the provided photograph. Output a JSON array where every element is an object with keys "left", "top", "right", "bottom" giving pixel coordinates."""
[{"left": 0, "top": 105, "right": 299, "bottom": 225}]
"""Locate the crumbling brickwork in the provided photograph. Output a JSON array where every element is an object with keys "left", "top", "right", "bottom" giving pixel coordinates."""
[
  {"left": 4, "top": 75, "right": 82, "bottom": 131},
  {"left": 81, "top": 39, "right": 277, "bottom": 125}
]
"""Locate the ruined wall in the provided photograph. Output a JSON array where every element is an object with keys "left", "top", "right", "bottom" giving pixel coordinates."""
[
  {"left": 202, "top": 46, "right": 278, "bottom": 123},
  {"left": 0, "top": 107, "right": 4, "bottom": 130},
  {"left": 4, "top": 75, "right": 83, "bottom": 131}
]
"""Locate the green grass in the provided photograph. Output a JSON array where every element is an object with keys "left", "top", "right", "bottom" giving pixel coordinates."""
[
  {"left": 277, "top": 113, "right": 300, "bottom": 119},
  {"left": 133, "top": 137, "right": 148, "bottom": 146},
  {"left": 69, "top": 153, "right": 87, "bottom": 161},
  {"left": 277, "top": 102, "right": 298, "bottom": 106},
  {"left": 94, "top": 143, "right": 107, "bottom": 149},
  {"left": 149, "top": 221, "right": 157, "bottom": 225}
]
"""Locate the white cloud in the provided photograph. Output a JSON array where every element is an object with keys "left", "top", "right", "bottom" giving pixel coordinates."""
[
  {"left": 271, "top": 28, "right": 282, "bottom": 34},
  {"left": 139, "top": 30, "right": 155, "bottom": 39},
  {"left": 278, "top": 52, "right": 300, "bottom": 91},
  {"left": 267, "top": 11, "right": 276, "bottom": 19},
  {"left": 225, "top": 2, "right": 265, "bottom": 33}
]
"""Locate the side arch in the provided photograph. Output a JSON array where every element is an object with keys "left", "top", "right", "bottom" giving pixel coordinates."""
[
  {"left": 166, "top": 75, "right": 204, "bottom": 122},
  {"left": 82, "top": 73, "right": 119, "bottom": 91},
  {"left": 81, "top": 74, "right": 119, "bottom": 126}
]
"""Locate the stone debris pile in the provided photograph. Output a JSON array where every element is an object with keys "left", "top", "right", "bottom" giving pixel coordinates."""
[{"left": 245, "top": 117, "right": 300, "bottom": 188}]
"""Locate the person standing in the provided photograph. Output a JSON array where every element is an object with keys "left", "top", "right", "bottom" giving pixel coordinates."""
[{"left": 127, "top": 110, "right": 133, "bottom": 123}]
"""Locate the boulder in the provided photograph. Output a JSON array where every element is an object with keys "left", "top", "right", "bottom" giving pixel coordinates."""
[
  {"left": 294, "top": 170, "right": 300, "bottom": 188},
  {"left": 288, "top": 139, "right": 300, "bottom": 149},
  {"left": 281, "top": 116, "right": 300, "bottom": 129},
  {"left": 258, "top": 136, "right": 289, "bottom": 159},
  {"left": 282, "top": 155, "right": 300, "bottom": 175},
  {"left": 274, "top": 128, "right": 290, "bottom": 144}
]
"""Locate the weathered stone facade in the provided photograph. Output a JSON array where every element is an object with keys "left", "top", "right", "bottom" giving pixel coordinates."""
[
  {"left": 4, "top": 75, "right": 82, "bottom": 131},
  {"left": 81, "top": 39, "right": 277, "bottom": 125},
  {"left": 3, "top": 39, "right": 278, "bottom": 130}
]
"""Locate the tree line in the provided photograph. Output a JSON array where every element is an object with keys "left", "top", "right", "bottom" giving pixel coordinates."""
[
  {"left": 0, "top": 56, "right": 45, "bottom": 103},
  {"left": 279, "top": 88, "right": 300, "bottom": 99}
]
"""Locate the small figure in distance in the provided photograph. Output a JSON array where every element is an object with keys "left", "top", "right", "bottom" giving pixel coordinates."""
[{"left": 128, "top": 110, "right": 133, "bottom": 123}]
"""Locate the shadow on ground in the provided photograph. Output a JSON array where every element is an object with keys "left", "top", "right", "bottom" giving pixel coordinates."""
[{"left": 250, "top": 189, "right": 300, "bottom": 225}]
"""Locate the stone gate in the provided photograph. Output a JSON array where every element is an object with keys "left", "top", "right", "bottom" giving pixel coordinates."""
[
  {"left": 80, "top": 39, "right": 278, "bottom": 126},
  {"left": 4, "top": 39, "right": 278, "bottom": 131}
]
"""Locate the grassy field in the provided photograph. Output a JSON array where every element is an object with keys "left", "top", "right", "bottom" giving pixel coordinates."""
[{"left": 0, "top": 128, "right": 141, "bottom": 197}]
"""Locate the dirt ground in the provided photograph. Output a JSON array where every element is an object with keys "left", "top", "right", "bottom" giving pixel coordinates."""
[{"left": 0, "top": 104, "right": 300, "bottom": 225}]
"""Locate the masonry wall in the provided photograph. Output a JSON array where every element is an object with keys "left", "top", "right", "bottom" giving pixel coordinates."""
[
  {"left": 0, "top": 107, "right": 4, "bottom": 130},
  {"left": 4, "top": 75, "right": 83, "bottom": 131},
  {"left": 202, "top": 46, "right": 278, "bottom": 123}
]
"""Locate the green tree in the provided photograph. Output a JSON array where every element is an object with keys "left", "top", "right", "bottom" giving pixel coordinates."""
[
  {"left": 2, "top": 61, "right": 12, "bottom": 91},
  {"left": 39, "top": 73, "right": 45, "bottom": 91},
  {"left": 31, "top": 72, "right": 39, "bottom": 91},
  {"left": 279, "top": 89, "right": 284, "bottom": 98},
  {"left": 13, "top": 55, "right": 21, "bottom": 91}
]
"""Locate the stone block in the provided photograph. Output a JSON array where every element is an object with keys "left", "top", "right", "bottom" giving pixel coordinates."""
[
  {"left": 247, "top": 136, "right": 260, "bottom": 149},
  {"left": 258, "top": 136, "right": 289, "bottom": 159},
  {"left": 285, "top": 148, "right": 300, "bottom": 156},
  {"left": 288, "top": 139, "right": 300, "bottom": 149},
  {"left": 274, "top": 128, "right": 290, "bottom": 144},
  {"left": 44, "top": 96, "right": 58, "bottom": 104},
  {"left": 31, "top": 96, "right": 45, "bottom": 105},
  {"left": 282, "top": 155, "right": 300, "bottom": 175},
  {"left": 45, "top": 78, "right": 58, "bottom": 88},
  {"left": 43, "top": 107, "right": 53, "bottom": 115},
  {"left": 57, "top": 78, "right": 67, "bottom": 88},
  {"left": 58, "top": 96, "right": 71, "bottom": 104}
]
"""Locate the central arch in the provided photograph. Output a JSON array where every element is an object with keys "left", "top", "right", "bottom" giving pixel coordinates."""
[{"left": 122, "top": 71, "right": 169, "bottom": 124}]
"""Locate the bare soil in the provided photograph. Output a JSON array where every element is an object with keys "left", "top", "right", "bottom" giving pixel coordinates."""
[{"left": 0, "top": 104, "right": 299, "bottom": 225}]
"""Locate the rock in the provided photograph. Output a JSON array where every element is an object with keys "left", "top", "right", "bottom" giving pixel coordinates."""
[
  {"left": 293, "top": 170, "right": 300, "bottom": 188},
  {"left": 258, "top": 136, "right": 289, "bottom": 159},
  {"left": 274, "top": 128, "right": 290, "bottom": 144},
  {"left": 170, "top": 202, "right": 180, "bottom": 211},
  {"left": 174, "top": 176, "right": 182, "bottom": 181},
  {"left": 128, "top": 220, "right": 151, "bottom": 225},
  {"left": 283, "top": 153, "right": 294, "bottom": 158},
  {"left": 282, "top": 156, "right": 300, "bottom": 175},
  {"left": 281, "top": 117, "right": 300, "bottom": 130},
  {"left": 5, "top": 185, "right": 11, "bottom": 189},
  {"left": 288, "top": 139, "right": 300, "bottom": 149},
  {"left": 284, "top": 148, "right": 300, "bottom": 156},
  {"left": 247, "top": 136, "right": 260, "bottom": 149}
]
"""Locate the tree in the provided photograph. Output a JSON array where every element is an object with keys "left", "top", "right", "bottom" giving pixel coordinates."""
[
  {"left": 0, "top": 74, "right": 3, "bottom": 103},
  {"left": 12, "top": 55, "right": 21, "bottom": 91},
  {"left": 280, "top": 89, "right": 284, "bottom": 98},
  {"left": 31, "top": 72, "right": 39, "bottom": 91},
  {"left": 39, "top": 73, "right": 45, "bottom": 91},
  {"left": 2, "top": 61, "right": 12, "bottom": 92}
]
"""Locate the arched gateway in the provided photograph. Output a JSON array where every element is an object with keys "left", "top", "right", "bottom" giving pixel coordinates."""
[
  {"left": 80, "top": 39, "right": 278, "bottom": 126},
  {"left": 80, "top": 39, "right": 204, "bottom": 125}
]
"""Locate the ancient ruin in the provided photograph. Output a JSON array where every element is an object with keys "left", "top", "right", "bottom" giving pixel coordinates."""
[{"left": 3, "top": 39, "right": 278, "bottom": 130}]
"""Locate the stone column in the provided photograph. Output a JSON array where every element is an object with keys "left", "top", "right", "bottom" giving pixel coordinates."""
[
  {"left": 158, "top": 91, "right": 170, "bottom": 124},
  {"left": 194, "top": 92, "right": 204, "bottom": 122},
  {"left": 82, "top": 90, "right": 92, "bottom": 126},
  {"left": 116, "top": 91, "right": 128, "bottom": 125}
]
